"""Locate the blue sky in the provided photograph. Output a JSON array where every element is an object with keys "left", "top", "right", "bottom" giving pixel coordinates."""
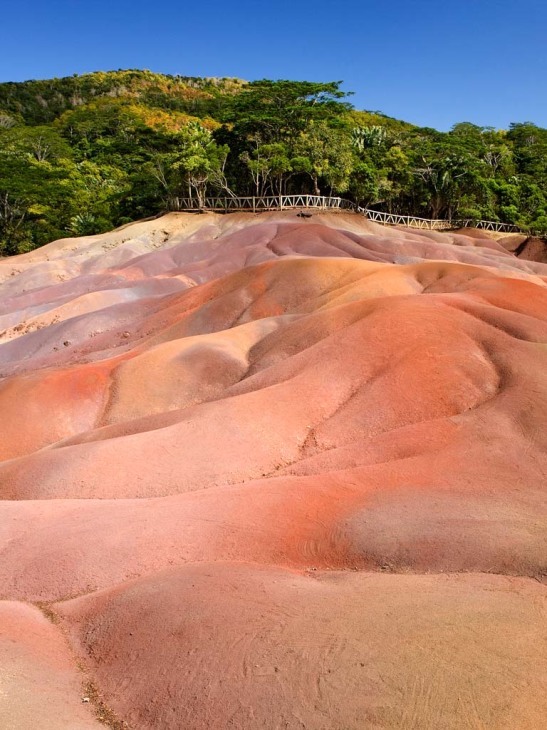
[{"left": 1, "top": 0, "right": 546, "bottom": 131}]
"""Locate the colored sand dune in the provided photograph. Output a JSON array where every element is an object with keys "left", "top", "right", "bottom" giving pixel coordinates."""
[{"left": 0, "top": 211, "right": 546, "bottom": 728}]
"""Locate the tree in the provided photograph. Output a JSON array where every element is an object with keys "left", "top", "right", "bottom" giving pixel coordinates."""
[
  {"left": 294, "top": 121, "right": 353, "bottom": 195},
  {"left": 222, "top": 80, "right": 352, "bottom": 198},
  {"left": 0, "top": 124, "right": 125, "bottom": 252},
  {"left": 0, "top": 192, "right": 27, "bottom": 254},
  {"left": 223, "top": 80, "right": 351, "bottom": 144},
  {"left": 352, "top": 125, "right": 388, "bottom": 152},
  {"left": 240, "top": 139, "right": 292, "bottom": 196},
  {"left": 348, "top": 161, "right": 380, "bottom": 207},
  {"left": 148, "top": 122, "right": 229, "bottom": 208}
]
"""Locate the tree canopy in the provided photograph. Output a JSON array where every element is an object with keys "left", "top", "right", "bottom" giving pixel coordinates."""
[{"left": 1, "top": 70, "right": 546, "bottom": 255}]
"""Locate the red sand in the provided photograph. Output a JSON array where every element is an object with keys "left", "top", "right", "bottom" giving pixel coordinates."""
[{"left": 0, "top": 211, "right": 545, "bottom": 728}]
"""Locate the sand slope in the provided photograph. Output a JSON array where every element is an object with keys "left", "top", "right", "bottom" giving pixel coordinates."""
[{"left": 0, "top": 211, "right": 545, "bottom": 728}]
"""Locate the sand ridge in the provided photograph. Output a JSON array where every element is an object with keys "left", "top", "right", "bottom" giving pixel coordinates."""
[{"left": 0, "top": 210, "right": 545, "bottom": 728}]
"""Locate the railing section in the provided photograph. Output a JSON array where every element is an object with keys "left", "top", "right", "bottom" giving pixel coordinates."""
[
  {"left": 174, "top": 195, "right": 355, "bottom": 212},
  {"left": 173, "top": 196, "right": 523, "bottom": 234}
]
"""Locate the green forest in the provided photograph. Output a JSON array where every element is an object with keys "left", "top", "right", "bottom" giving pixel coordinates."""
[{"left": 1, "top": 69, "right": 546, "bottom": 255}]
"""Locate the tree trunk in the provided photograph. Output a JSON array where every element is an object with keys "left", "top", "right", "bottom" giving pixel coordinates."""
[{"left": 312, "top": 175, "right": 320, "bottom": 196}]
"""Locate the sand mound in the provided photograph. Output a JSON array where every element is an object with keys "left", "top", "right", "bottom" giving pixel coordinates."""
[
  {"left": 0, "top": 210, "right": 545, "bottom": 728},
  {"left": 0, "top": 601, "right": 103, "bottom": 728},
  {"left": 55, "top": 564, "right": 547, "bottom": 730}
]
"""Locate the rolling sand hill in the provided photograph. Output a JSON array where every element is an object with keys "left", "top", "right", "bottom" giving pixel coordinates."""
[{"left": 0, "top": 210, "right": 546, "bottom": 729}]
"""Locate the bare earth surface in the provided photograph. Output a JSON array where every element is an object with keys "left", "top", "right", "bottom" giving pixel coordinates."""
[{"left": 0, "top": 211, "right": 545, "bottom": 728}]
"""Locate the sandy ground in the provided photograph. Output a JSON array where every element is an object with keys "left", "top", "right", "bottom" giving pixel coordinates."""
[{"left": 0, "top": 210, "right": 545, "bottom": 728}]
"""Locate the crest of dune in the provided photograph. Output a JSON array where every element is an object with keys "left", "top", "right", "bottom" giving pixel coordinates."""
[{"left": 0, "top": 210, "right": 545, "bottom": 729}]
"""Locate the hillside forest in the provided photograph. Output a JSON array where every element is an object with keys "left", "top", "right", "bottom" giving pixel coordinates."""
[{"left": 1, "top": 69, "right": 547, "bottom": 254}]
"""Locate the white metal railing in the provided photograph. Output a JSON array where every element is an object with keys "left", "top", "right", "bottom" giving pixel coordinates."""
[
  {"left": 361, "top": 209, "right": 522, "bottom": 233},
  {"left": 173, "top": 195, "right": 355, "bottom": 212},
  {"left": 172, "top": 196, "right": 523, "bottom": 233},
  {"left": 360, "top": 208, "right": 454, "bottom": 230},
  {"left": 455, "top": 218, "right": 522, "bottom": 233}
]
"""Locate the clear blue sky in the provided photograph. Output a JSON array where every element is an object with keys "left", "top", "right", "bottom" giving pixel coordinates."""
[{"left": 1, "top": 0, "right": 546, "bottom": 131}]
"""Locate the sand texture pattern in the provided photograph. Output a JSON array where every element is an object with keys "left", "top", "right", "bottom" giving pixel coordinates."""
[{"left": 0, "top": 210, "right": 545, "bottom": 728}]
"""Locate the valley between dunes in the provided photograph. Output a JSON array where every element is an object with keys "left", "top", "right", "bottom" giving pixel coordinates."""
[{"left": 0, "top": 210, "right": 545, "bottom": 729}]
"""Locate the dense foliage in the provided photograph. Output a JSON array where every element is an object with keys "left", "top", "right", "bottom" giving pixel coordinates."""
[{"left": 1, "top": 70, "right": 546, "bottom": 254}]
